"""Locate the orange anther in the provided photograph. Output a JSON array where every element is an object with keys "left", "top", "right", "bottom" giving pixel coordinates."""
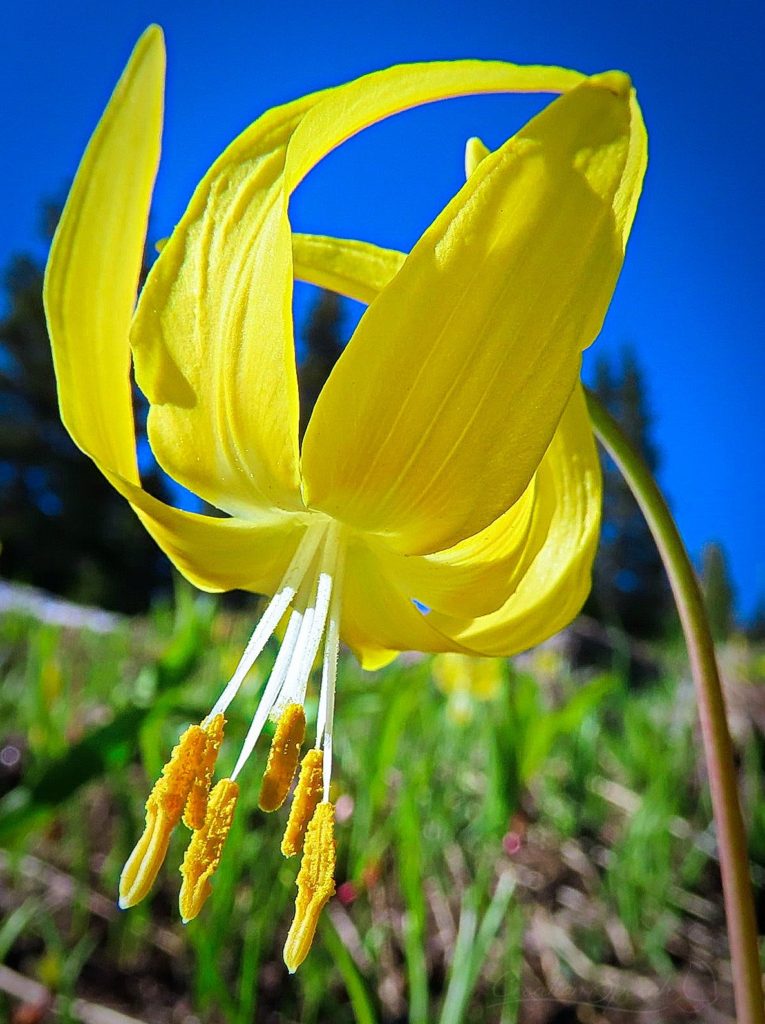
[
  {"left": 119, "top": 723, "right": 206, "bottom": 909},
  {"left": 183, "top": 713, "right": 225, "bottom": 830},
  {"left": 179, "top": 777, "right": 239, "bottom": 923},
  {"left": 281, "top": 749, "right": 324, "bottom": 857},
  {"left": 283, "top": 801, "right": 336, "bottom": 973},
  {"left": 258, "top": 703, "right": 306, "bottom": 812}
]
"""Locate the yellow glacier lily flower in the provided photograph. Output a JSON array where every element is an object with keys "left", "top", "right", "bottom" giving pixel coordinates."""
[
  {"left": 43, "top": 26, "right": 646, "bottom": 971},
  {"left": 431, "top": 652, "right": 505, "bottom": 725}
]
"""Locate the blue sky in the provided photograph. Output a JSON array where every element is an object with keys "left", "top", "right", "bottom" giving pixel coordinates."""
[{"left": 2, "top": 0, "right": 763, "bottom": 617}]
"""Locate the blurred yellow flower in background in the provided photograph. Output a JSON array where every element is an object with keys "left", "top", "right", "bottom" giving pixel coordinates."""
[{"left": 432, "top": 653, "right": 504, "bottom": 724}]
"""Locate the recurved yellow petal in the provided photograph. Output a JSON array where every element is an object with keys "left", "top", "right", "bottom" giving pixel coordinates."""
[
  {"left": 292, "top": 234, "right": 405, "bottom": 305},
  {"left": 44, "top": 28, "right": 306, "bottom": 594},
  {"left": 368, "top": 476, "right": 547, "bottom": 618},
  {"left": 293, "top": 233, "right": 582, "bottom": 624},
  {"left": 43, "top": 26, "right": 164, "bottom": 485},
  {"left": 125, "top": 495, "right": 309, "bottom": 595},
  {"left": 133, "top": 58, "right": 588, "bottom": 518},
  {"left": 302, "top": 74, "right": 645, "bottom": 555},
  {"left": 283, "top": 60, "right": 586, "bottom": 194},
  {"left": 131, "top": 94, "right": 314, "bottom": 518},
  {"left": 294, "top": 230, "right": 600, "bottom": 654},
  {"left": 427, "top": 383, "right": 602, "bottom": 656},
  {"left": 340, "top": 537, "right": 473, "bottom": 668}
]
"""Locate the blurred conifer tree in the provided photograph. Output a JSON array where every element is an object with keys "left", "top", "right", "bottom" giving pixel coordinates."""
[
  {"left": 588, "top": 348, "right": 674, "bottom": 638},
  {"left": 701, "top": 541, "right": 735, "bottom": 641},
  {"left": 297, "top": 289, "right": 345, "bottom": 440},
  {"left": 748, "top": 601, "right": 765, "bottom": 642}
]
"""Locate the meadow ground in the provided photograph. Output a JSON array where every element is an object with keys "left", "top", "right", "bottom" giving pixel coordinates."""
[{"left": 1, "top": 585, "right": 763, "bottom": 1023}]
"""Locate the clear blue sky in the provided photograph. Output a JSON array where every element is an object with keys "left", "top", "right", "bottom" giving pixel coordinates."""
[{"left": 2, "top": 0, "right": 763, "bottom": 618}]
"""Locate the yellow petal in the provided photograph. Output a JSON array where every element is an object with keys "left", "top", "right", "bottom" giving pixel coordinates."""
[
  {"left": 283, "top": 60, "right": 586, "bottom": 193},
  {"left": 464, "top": 135, "right": 490, "bottom": 177},
  {"left": 43, "top": 25, "right": 164, "bottom": 485},
  {"left": 374, "top": 473, "right": 548, "bottom": 618},
  {"left": 293, "top": 225, "right": 600, "bottom": 656},
  {"left": 43, "top": 26, "right": 305, "bottom": 592},
  {"left": 426, "top": 383, "right": 602, "bottom": 655},
  {"left": 339, "top": 537, "right": 472, "bottom": 666},
  {"left": 110, "top": 475, "right": 308, "bottom": 594},
  {"left": 293, "top": 234, "right": 579, "bottom": 623},
  {"left": 293, "top": 234, "right": 404, "bottom": 304},
  {"left": 131, "top": 95, "right": 317, "bottom": 518},
  {"left": 302, "top": 74, "right": 646, "bottom": 555},
  {"left": 355, "top": 646, "right": 400, "bottom": 673},
  {"left": 134, "top": 59, "right": 587, "bottom": 518}
]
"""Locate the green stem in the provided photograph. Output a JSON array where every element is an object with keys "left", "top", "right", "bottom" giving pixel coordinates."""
[{"left": 586, "top": 389, "right": 763, "bottom": 1024}]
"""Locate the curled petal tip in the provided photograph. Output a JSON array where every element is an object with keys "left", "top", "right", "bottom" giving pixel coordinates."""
[
  {"left": 464, "top": 136, "right": 490, "bottom": 178},
  {"left": 591, "top": 69, "right": 632, "bottom": 96},
  {"left": 140, "top": 23, "right": 165, "bottom": 49}
]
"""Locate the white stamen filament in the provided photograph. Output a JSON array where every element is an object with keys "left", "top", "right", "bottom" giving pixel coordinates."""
[
  {"left": 315, "top": 544, "right": 345, "bottom": 802},
  {"left": 208, "top": 524, "right": 322, "bottom": 720},
  {"left": 228, "top": 522, "right": 344, "bottom": 784},
  {"left": 229, "top": 588, "right": 310, "bottom": 781},
  {"left": 202, "top": 517, "right": 346, "bottom": 792},
  {"left": 271, "top": 531, "right": 338, "bottom": 718}
]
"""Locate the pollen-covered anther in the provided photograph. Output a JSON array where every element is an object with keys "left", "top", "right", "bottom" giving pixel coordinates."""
[
  {"left": 258, "top": 703, "right": 306, "bottom": 812},
  {"left": 183, "top": 713, "right": 225, "bottom": 830},
  {"left": 179, "top": 777, "right": 239, "bottom": 923},
  {"left": 281, "top": 749, "right": 324, "bottom": 857},
  {"left": 283, "top": 801, "right": 336, "bottom": 973},
  {"left": 118, "top": 723, "right": 207, "bottom": 909}
]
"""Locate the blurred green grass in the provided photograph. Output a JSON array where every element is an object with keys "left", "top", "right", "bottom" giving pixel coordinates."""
[{"left": 1, "top": 585, "right": 763, "bottom": 1023}]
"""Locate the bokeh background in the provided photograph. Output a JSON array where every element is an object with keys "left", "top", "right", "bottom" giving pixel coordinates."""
[{"left": 1, "top": 2, "right": 764, "bottom": 1023}]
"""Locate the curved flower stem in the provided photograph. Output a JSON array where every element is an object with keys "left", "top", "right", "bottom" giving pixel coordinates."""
[{"left": 585, "top": 389, "right": 763, "bottom": 1024}]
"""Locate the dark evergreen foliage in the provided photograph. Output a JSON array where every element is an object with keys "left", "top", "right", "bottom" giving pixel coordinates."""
[
  {"left": 701, "top": 541, "right": 736, "bottom": 641},
  {"left": 588, "top": 348, "right": 674, "bottom": 638},
  {"left": 297, "top": 289, "right": 345, "bottom": 439}
]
